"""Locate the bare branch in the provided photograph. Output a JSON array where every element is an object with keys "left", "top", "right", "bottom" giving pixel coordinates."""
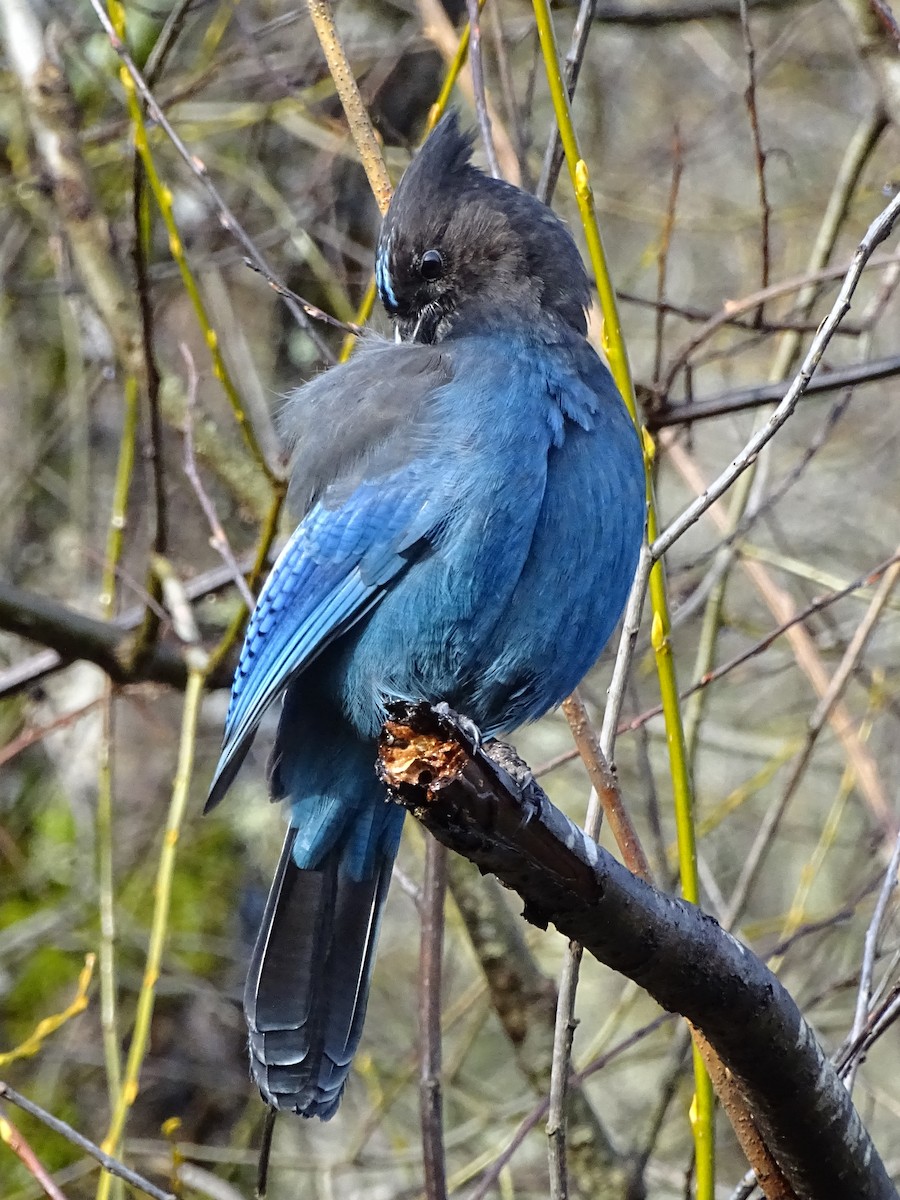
[
  {"left": 0, "top": 580, "right": 231, "bottom": 691},
  {"left": 466, "top": 0, "right": 501, "bottom": 178},
  {"left": 378, "top": 704, "right": 897, "bottom": 1200},
  {"left": 589, "top": 0, "right": 810, "bottom": 23},
  {"left": 652, "top": 187, "right": 900, "bottom": 559},
  {"left": 648, "top": 350, "right": 900, "bottom": 428},
  {"left": 738, "top": 0, "right": 772, "bottom": 311},
  {"left": 845, "top": 824, "right": 900, "bottom": 1091},
  {"left": 181, "top": 345, "right": 256, "bottom": 611},
  {"left": 0, "top": 1083, "right": 174, "bottom": 1200},
  {"left": 85, "top": 0, "right": 339, "bottom": 357},
  {"left": 419, "top": 839, "right": 448, "bottom": 1200}
]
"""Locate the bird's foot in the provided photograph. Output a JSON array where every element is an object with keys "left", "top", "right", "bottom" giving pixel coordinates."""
[{"left": 432, "top": 702, "right": 484, "bottom": 753}]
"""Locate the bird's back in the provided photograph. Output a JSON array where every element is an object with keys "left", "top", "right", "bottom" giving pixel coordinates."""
[{"left": 328, "top": 321, "right": 645, "bottom": 740}]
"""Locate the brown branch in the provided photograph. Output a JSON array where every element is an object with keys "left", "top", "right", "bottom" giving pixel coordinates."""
[
  {"left": 0, "top": 580, "right": 232, "bottom": 692},
  {"left": 588, "top": 0, "right": 811, "bottom": 23},
  {"left": 0, "top": 1102, "right": 69, "bottom": 1200},
  {"left": 561, "top": 692, "right": 652, "bottom": 881},
  {"left": 0, "top": 561, "right": 249, "bottom": 699},
  {"left": 0, "top": 1083, "right": 174, "bottom": 1200},
  {"left": 739, "top": 0, "right": 772, "bottom": 315},
  {"left": 559, "top": 694, "right": 788, "bottom": 1196},
  {"left": 647, "top": 350, "right": 900, "bottom": 428},
  {"left": 378, "top": 704, "right": 898, "bottom": 1200}
]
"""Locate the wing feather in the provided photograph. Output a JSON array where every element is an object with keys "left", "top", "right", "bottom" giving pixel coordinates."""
[{"left": 205, "top": 479, "right": 438, "bottom": 810}]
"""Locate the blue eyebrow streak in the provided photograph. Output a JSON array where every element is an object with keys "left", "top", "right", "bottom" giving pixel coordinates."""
[{"left": 376, "top": 243, "right": 398, "bottom": 311}]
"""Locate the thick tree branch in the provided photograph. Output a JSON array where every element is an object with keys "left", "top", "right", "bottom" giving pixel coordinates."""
[
  {"left": 378, "top": 704, "right": 898, "bottom": 1200},
  {"left": 0, "top": 580, "right": 232, "bottom": 691},
  {"left": 646, "top": 350, "right": 900, "bottom": 428},
  {"left": 584, "top": 0, "right": 810, "bottom": 24},
  {"left": 835, "top": 0, "right": 900, "bottom": 126}
]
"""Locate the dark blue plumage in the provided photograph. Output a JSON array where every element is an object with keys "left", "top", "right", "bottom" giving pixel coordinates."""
[{"left": 207, "top": 113, "right": 645, "bottom": 1119}]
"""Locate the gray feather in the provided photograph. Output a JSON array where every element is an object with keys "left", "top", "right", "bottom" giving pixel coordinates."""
[
  {"left": 279, "top": 337, "right": 453, "bottom": 516},
  {"left": 245, "top": 827, "right": 395, "bottom": 1118}
]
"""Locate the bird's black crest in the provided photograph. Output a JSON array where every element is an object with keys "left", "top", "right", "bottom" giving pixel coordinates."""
[
  {"left": 377, "top": 109, "right": 591, "bottom": 339},
  {"left": 412, "top": 111, "right": 476, "bottom": 180},
  {"left": 388, "top": 112, "right": 479, "bottom": 213}
]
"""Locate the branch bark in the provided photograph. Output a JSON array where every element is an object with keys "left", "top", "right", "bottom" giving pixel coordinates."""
[
  {"left": 586, "top": 0, "right": 810, "bottom": 22},
  {"left": 378, "top": 704, "right": 898, "bottom": 1200},
  {"left": 0, "top": 580, "right": 232, "bottom": 692},
  {"left": 835, "top": 0, "right": 900, "bottom": 126}
]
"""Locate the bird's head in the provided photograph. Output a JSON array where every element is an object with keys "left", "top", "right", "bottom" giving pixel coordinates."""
[{"left": 375, "top": 113, "right": 590, "bottom": 344}]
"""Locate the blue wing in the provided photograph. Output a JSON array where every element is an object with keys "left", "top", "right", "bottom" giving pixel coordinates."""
[{"left": 205, "top": 476, "right": 439, "bottom": 810}]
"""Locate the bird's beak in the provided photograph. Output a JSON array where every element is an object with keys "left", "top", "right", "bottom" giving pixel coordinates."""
[{"left": 398, "top": 305, "right": 442, "bottom": 345}]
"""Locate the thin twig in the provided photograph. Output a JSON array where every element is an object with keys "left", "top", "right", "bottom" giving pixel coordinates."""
[
  {"left": 652, "top": 185, "right": 900, "bottom": 559},
  {"left": 0, "top": 1083, "right": 174, "bottom": 1200},
  {"left": 600, "top": 546, "right": 652, "bottom": 758},
  {"left": 809, "top": 546, "right": 900, "bottom": 731},
  {"left": 536, "top": 0, "right": 598, "bottom": 204},
  {"left": 468, "top": 1017, "right": 669, "bottom": 1200},
  {"left": 97, "top": 668, "right": 207, "bottom": 1200},
  {"left": 653, "top": 126, "right": 683, "bottom": 385},
  {"left": 180, "top": 345, "right": 256, "bottom": 610},
  {"left": 664, "top": 435, "right": 893, "bottom": 835},
  {"left": 0, "top": 1103, "right": 69, "bottom": 1200},
  {"left": 591, "top": 0, "right": 808, "bottom": 24},
  {"left": 738, "top": 0, "right": 771, "bottom": 317},
  {"left": 85, "top": 0, "right": 336, "bottom": 356},
  {"left": 648, "top": 350, "right": 900, "bottom": 428},
  {"left": 487, "top": 1, "right": 530, "bottom": 185},
  {"left": 0, "top": 560, "right": 248, "bottom": 700},
  {"left": 420, "top": 839, "right": 449, "bottom": 1200},
  {"left": 562, "top": 691, "right": 652, "bottom": 881},
  {"left": 845, "top": 826, "right": 900, "bottom": 1092},
  {"left": 305, "top": 0, "right": 393, "bottom": 215},
  {"left": 620, "top": 550, "right": 900, "bottom": 735},
  {"left": 466, "top": 0, "right": 500, "bottom": 178},
  {"left": 660, "top": 246, "right": 899, "bottom": 399},
  {"left": 547, "top": 949, "right": 576, "bottom": 1200},
  {"left": 417, "top": 0, "right": 521, "bottom": 183}
]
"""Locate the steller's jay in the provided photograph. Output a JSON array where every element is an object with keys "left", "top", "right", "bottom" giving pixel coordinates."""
[{"left": 206, "top": 113, "right": 645, "bottom": 1119}]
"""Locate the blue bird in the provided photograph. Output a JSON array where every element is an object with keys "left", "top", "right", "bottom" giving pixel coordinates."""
[{"left": 206, "top": 113, "right": 645, "bottom": 1119}]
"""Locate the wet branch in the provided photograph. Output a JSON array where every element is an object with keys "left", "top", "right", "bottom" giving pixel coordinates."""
[{"left": 378, "top": 703, "right": 898, "bottom": 1200}]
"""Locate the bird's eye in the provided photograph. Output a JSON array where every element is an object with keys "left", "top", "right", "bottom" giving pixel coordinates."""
[{"left": 419, "top": 249, "right": 444, "bottom": 282}]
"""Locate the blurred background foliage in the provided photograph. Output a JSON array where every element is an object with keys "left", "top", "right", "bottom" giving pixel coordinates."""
[{"left": 1, "top": 1, "right": 899, "bottom": 1198}]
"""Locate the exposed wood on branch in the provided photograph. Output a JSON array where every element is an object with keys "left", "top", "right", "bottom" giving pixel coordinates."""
[{"left": 378, "top": 703, "right": 898, "bottom": 1200}]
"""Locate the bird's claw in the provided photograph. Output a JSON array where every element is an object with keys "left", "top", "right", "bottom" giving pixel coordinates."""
[{"left": 433, "top": 702, "right": 484, "bottom": 752}]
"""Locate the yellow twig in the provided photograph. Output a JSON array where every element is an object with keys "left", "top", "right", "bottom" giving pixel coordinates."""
[
  {"left": 0, "top": 955, "right": 95, "bottom": 1067},
  {"left": 109, "top": 0, "right": 279, "bottom": 485},
  {"left": 306, "top": 0, "right": 393, "bottom": 215},
  {"left": 531, "top": 2, "right": 714, "bottom": 1193},
  {"left": 96, "top": 668, "right": 206, "bottom": 1200}
]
